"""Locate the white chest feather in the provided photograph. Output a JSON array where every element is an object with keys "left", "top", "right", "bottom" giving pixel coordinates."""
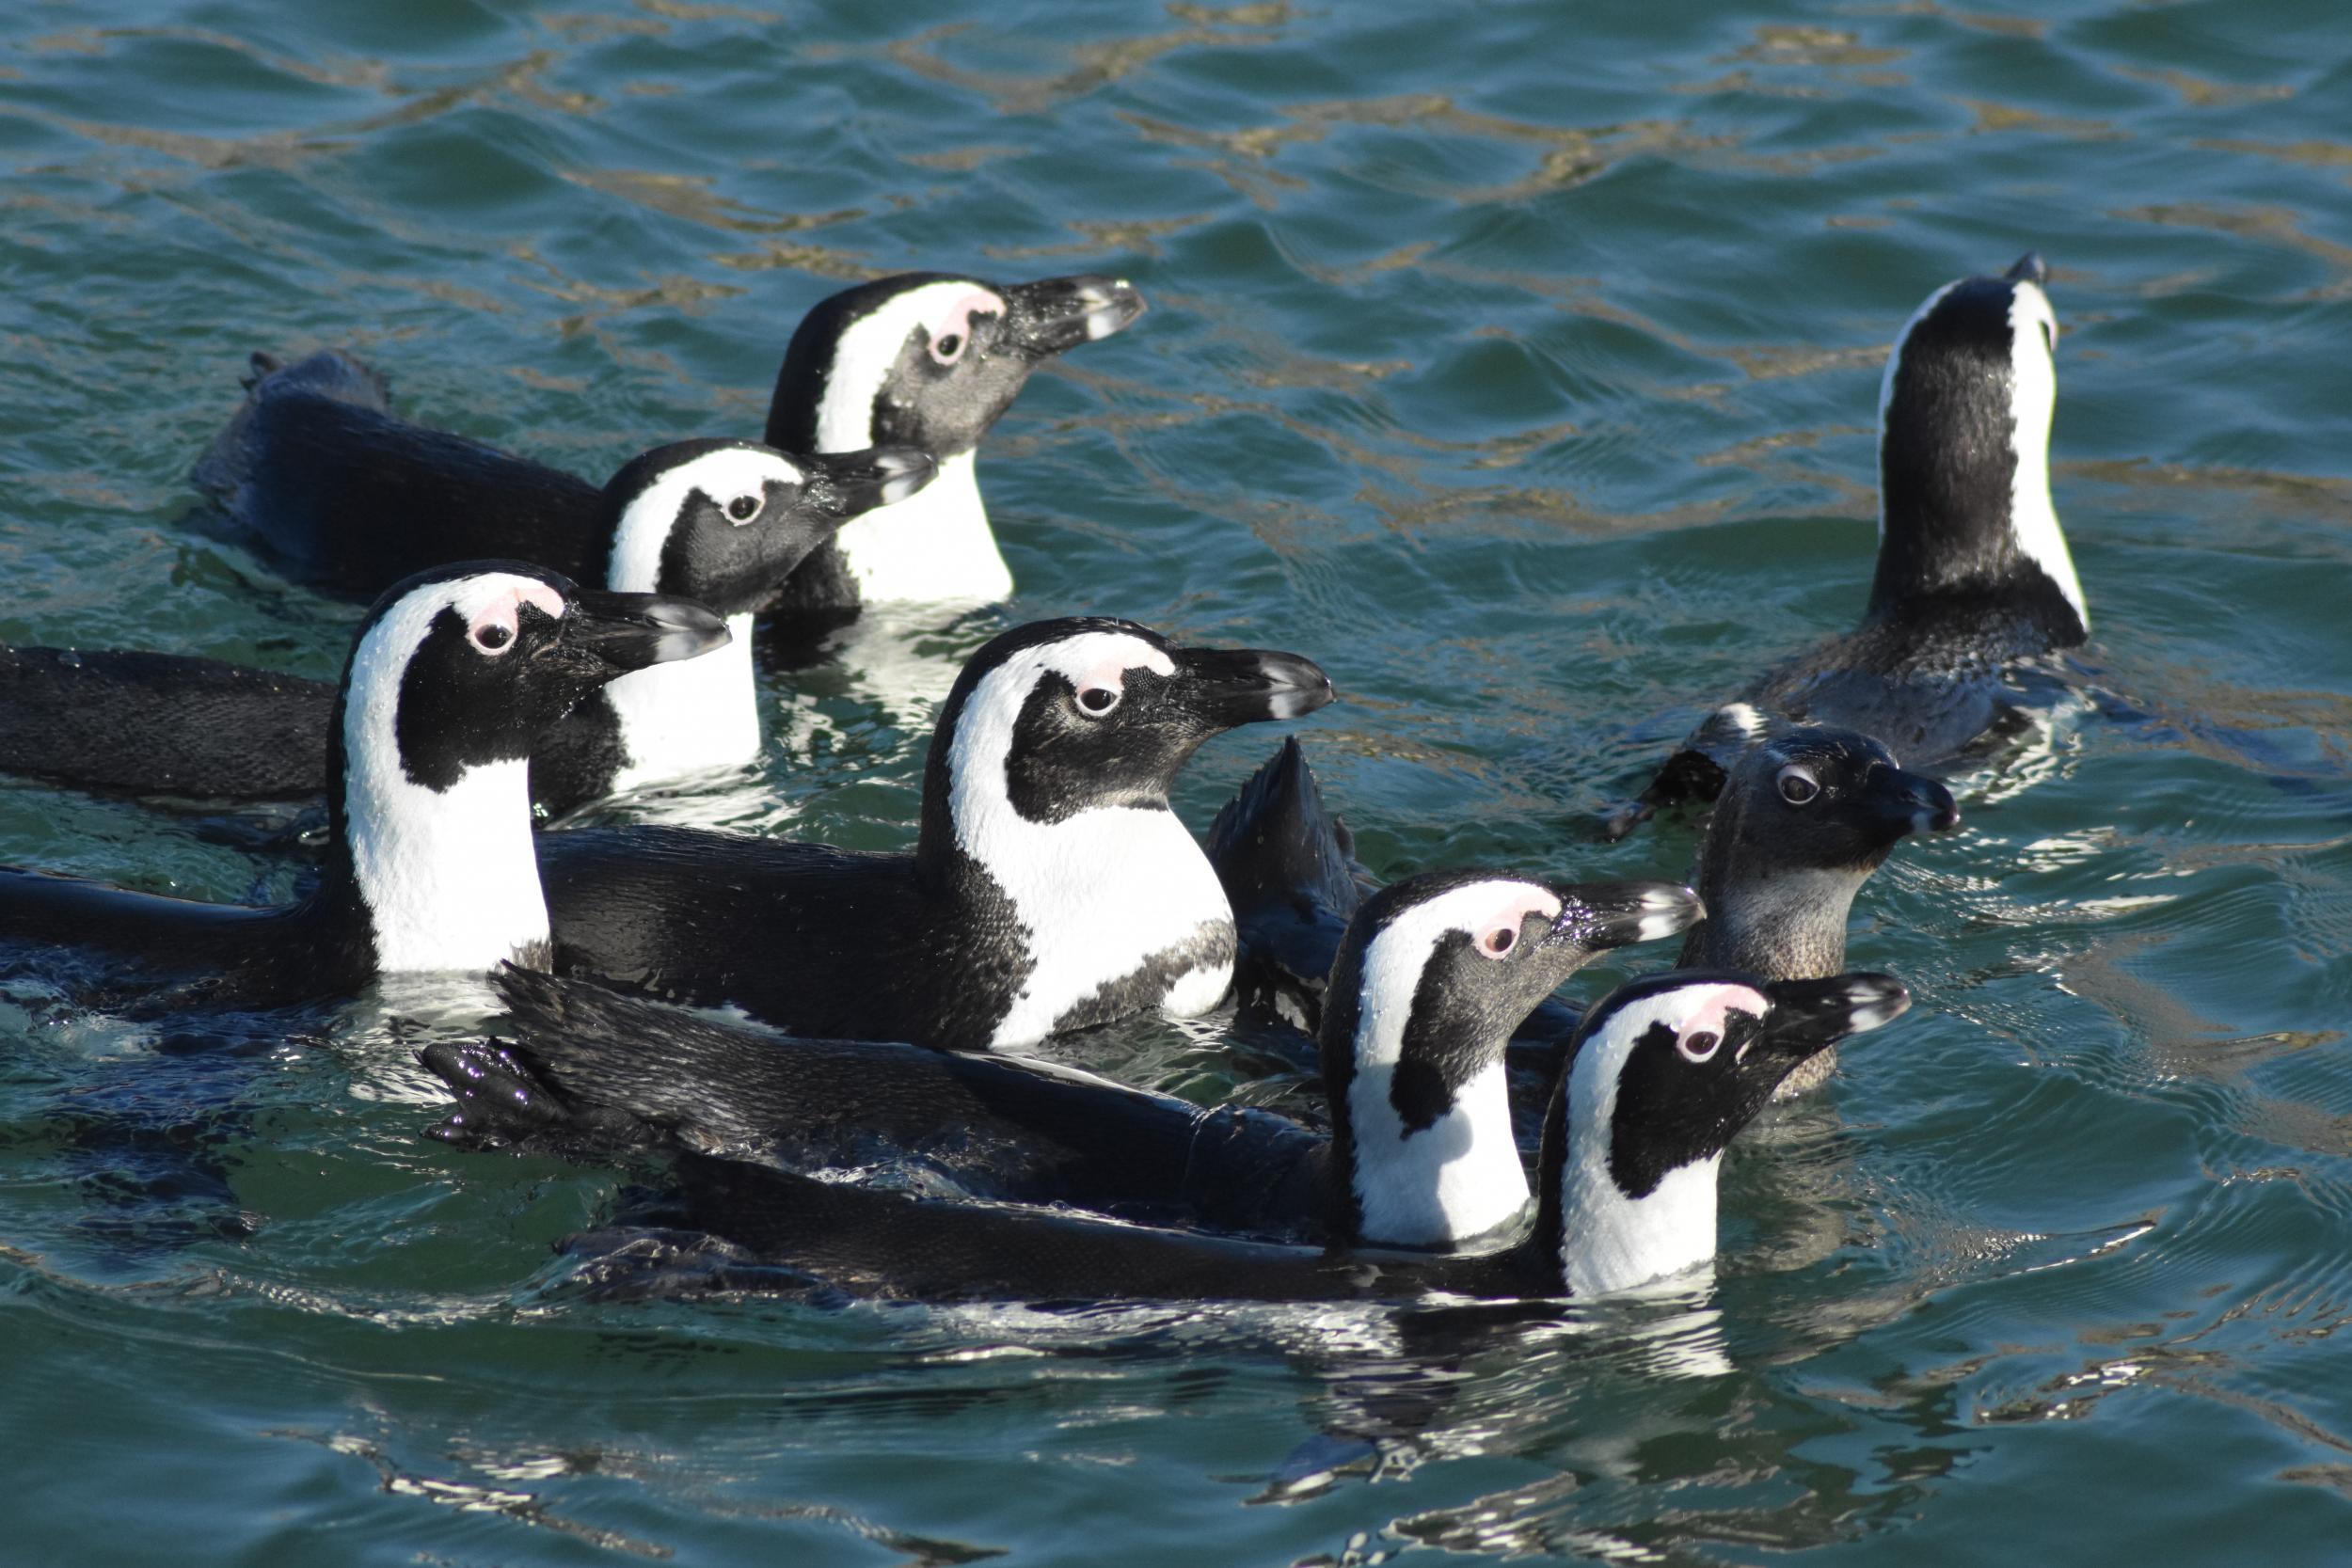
[
  {"left": 968, "top": 800, "right": 1233, "bottom": 1049},
  {"left": 345, "top": 757, "right": 550, "bottom": 974},
  {"left": 1346, "top": 1059, "right": 1529, "bottom": 1249},
  {"left": 833, "top": 451, "right": 1011, "bottom": 605},
  {"left": 604, "top": 611, "right": 761, "bottom": 794},
  {"left": 1559, "top": 1037, "right": 1721, "bottom": 1297}
]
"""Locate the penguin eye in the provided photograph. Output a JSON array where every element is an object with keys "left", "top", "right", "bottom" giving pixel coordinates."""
[
  {"left": 470, "top": 620, "right": 516, "bottom": 655},
  {"left": 725, "top": 492, "right": 762, "bottom": 523},
  {"left": 1074, "top": 685, "right": 1120, "bottom": 718},
  {"left": 1477, "top": 924, "right": 1518, "bottom": 959},
  {"left": 1777, "top": 765, "right": 1820, "bottom": 806},
  {"left": 931, "top": 330, "right": 964, "bottom": 364},
  {"left": 1677, "top": 1029, "right": 1721, "bottom": 1064}
]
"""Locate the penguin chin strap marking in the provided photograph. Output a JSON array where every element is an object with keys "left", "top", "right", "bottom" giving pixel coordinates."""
[
  {"left": 2004, "top": 280, "right": 2086, "bottom": 631},
  {"left": 834, "top": 450, "right": 1009, "bottom": 604},
  {"left": 946, "top": 633, "right": 1230, "bottom": 1049}
]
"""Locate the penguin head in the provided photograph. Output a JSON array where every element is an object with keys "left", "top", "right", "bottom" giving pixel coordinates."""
[
  {"left": 1543, "top": 970, "right": 1909, "bottom": 1294},
  {"left": 1707, "top": 723, "right": 1960, "bottom": 882},
  {"left": 329, "top": 562, "right": 728, "bottom": 974},
  {"left": 925, "top": 617, "right": 1334, "bottom": 850},
  {"left": 599, "top": 438, "right": 936, "bottom": 613},
  {"left": 1869, "top": 252, "right": 2086, "bottom": 644},
  {"left": 1321, "top": 869, "right": 1704, "bottom": 1249},
  {"left": 336, "top": 562, "right": 730, "bottom": 798},
  {"left": 770, "top": 272, "right": 1147, "bottom": 459}
]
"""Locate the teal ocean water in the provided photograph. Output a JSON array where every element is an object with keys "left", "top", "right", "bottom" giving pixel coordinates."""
[{"left": 6, "top": 1, "right": 2352, "bottom": 1561}]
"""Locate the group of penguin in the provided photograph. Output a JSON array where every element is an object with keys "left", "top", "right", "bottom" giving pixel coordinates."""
[{"left": 0, "top": 251, "right": 2087, "bottom": 1307}]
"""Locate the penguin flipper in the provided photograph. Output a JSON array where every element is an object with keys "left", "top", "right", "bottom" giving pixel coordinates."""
[
  {"left": 1206, "top": 736, "right": 1366, "bottom": 1036},
  {"left": 0, "top": 646, "right": 333, "bottom": 800}
]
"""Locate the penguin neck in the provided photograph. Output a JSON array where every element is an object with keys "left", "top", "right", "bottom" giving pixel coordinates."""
[
  {"left": 828, "top": 451, "right": 1009, "bottom": 605},
  {"left": 1319, "top": 939, "right": 1530, "bottom": 1251},
  {"left": 600, "top": 610, "right": 760, "bottom": 792},
  {"left": 1867, "top": 309, "right": 2086, "bottom": 647},
  {"left": 325, "top": 697, "right": 551, "bottom": 976},
  {"left": 1530, "top": 1038, "right": 1720, "bottom": 1298},
  {"left": 1677, "top": 855, "right": 1863, "bottom": 981}
]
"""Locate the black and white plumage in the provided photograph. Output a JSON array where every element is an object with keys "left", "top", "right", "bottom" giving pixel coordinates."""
[
  {"left": 424, "top": 871, "right": 1699, "bottom": 1247},
  {"left": 489, "top": 971, "right": 1904, "bottom": 1306},
  {"left": 758, "top": 271, "right": 1146, "bottom": 615},
  {"left": 0, "top": 437, "right": 907, "bottom": 820},
  {"left": 536, "top": 616, "right": 1332, "bottom": 1050},
  {"left": 1625, "top": 254, "right": 2086, "bottom": 824},
  {"left": 0, "top": 564, "right": 724, "bottom": 1010}
]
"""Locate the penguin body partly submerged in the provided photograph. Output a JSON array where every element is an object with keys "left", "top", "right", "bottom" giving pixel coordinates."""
[
  {"left": 428, "top": 870, "right": 1700, "bottom": 1244},
  {"left": 488, "top": 971, "right": 1906, "bottom": 1306},
  {"left": 1626, "top": 255, "right": 2086, "bottom": 822},
  {"left": 0, "top": 437, "right": 909, "bottom": 820},
  {"left": 0, "top": 563, "right": 723, "bottom": 1010},
  {"left": 1208, "top": 732, "right": 1955, "bottom": 1060},
  {"left": 538, "top": 616, "right": 1332, "bottom": 1050}
]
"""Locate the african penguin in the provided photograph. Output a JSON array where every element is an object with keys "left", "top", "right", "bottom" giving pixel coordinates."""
[
  {"left": 535, "top": 616, "right": 1332, "bottom": 1050},
  {"left": 456, "top": 970, "right": 1904, "bottom": 1305},
  {"left": 1676, "top": 724, "right": 1958, "bottom": 1096},
  {"left": 1622, "top": 253, "right": 2086, "bottom": 825},
  {"left": 0, "top": 437, "right": 906, "bottom": 821},
  {"left": 191, "top": 348, "right": 931, "bottom": 606},
  {"left": 759, "top": 271, "right": 1146, "bottom": 615},
  {"left": 425, "top": 870, "right": 1702, "bottom": 1249},
  {"left": 0, "top": 563, "right": 724, "bottom": 1011}
]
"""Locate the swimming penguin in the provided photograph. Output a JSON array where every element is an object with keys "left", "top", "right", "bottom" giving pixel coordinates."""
[
  {"left": 1208, "top": 729, "right": 1955, "bottom": 1051},
  {"left": 0, "top": 437, "right": 910, "bottom": 819},
  {"left": 1620, "top": 254, "right": 2085, "bottom": 826},
  {"left": 0, "top": 563, "right": 725, "bottom": 1011},
  {"left": 193, "top": 270, "right": 1140, "bottom": 614},
  {"left": 533, "top": 616, "right": 1332, "bottom": 1050},
  {"left": 1676, "top": 724, "right": 1959, "bottom": 1097},
  {"left": 755, "top": 271, "right": 1145, "bottom": 614},
  {"left": 497, "top": 970, "right": 1907, "bottom": 1305},
  {"left": 426, "top": 870, "right": 1702, "bottom": 1247}
]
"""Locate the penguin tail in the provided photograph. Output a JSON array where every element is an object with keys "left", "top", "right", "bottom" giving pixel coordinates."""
[
  {"left": 194, "top": 347, "right": 393, "bottom": 506},
  {"left": 1206, "top": 736, "right": 1360, "bottom": 918},
  {"left": 1206, "top": 737, "right": 1366, "bottom": 1036},
  {"left": 420, "top": 1037, "right": 654, "bottom": 1155}
]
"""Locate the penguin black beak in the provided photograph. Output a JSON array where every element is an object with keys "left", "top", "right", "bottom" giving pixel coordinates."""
[
  {"left": 1697, "top": 971, "right": 1910, "bottom": 1101},
  {"left": 1003, "top": 275, "right": 1148, "bottom": 358},
  {"left": 803, "top": 446, "right": 938, "bottom": 518},
  {"left": 2005, "top": 251, "right": 2048, "bottom": 285},
  {"left": 1866, "top": 764, "right": 1962, "bottom": 838},
  {"left": 1168, "top": 646, "right": 1336, "bottom": 730},
  {"left": 560, "top": 590, "right": 732, "bottom": 676},
  {"left": 1542, "top": 880, "right": 1705, "bottom": 954}
]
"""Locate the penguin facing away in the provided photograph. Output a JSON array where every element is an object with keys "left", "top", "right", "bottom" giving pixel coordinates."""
[{"left": 1621, "top": 254, "right": 2086, "bottom": 827}]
